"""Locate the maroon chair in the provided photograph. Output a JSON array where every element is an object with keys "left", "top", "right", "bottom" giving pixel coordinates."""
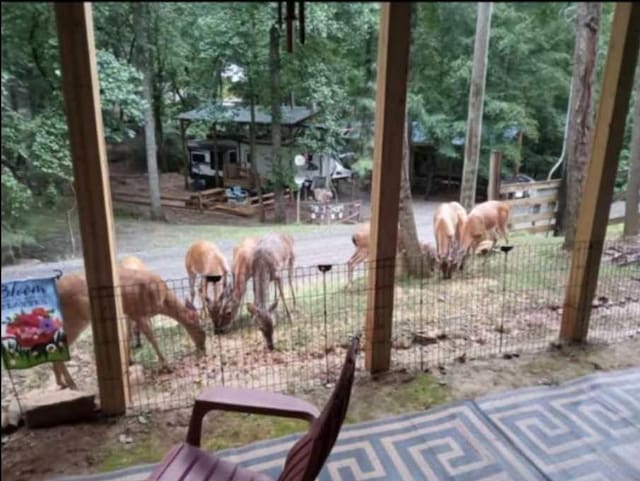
[{"left": 147, "top": 335, "right": 360, "bottom": 481}]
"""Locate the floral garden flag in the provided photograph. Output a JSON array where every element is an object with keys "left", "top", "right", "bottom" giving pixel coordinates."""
[{"left": 1, "top": 276, "right": 70, "bottom": 369}]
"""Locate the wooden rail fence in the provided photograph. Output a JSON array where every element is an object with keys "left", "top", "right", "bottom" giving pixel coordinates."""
[{"left": 488, "top": 151, "right": 628, "bottom": 234}]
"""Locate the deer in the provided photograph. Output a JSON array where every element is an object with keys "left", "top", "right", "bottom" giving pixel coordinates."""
[
  {"left": 458, "top": 200, "right": 511, "bottom": 268},
  {"left": 209, "top": 237, "right": 259, "bottom": 332},
  {"left": 119, "top": 255, "right": 149, "bottom": 349},
  {"left": 246, "top": 233, "right": 296, "bottom": 350},
  {"left": 433, "top": 202, "right": 468, "bottom": 279},
  {"left": 346, "top": 222, "right": 405, "bottom": 288},
  {"left": 185, "top": 240, "right": 230, "bottom": 320},
  {"left": 53, "top": 268, "right": 206, "bottom": 390}
]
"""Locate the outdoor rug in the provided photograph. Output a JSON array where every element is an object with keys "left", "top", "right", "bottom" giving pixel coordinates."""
[{"left": 53, "top": 367, "right": 640, "bottom": 481}]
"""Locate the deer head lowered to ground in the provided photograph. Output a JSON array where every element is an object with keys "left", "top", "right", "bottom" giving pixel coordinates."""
[
  {"left": 184, "top": 240, "right": 230, "bottom": 322},
  {"left": 346, "top": 222, "right": 404, "bottom": 289},
  {"left": 433, "top": 201, "right": 468, "bottom": 279},
  {"left": 458, "top": 200, "right": 511, "bottom": 268},
  {"left": 209, "top": 237, "right": 259, "bottom": 332},
  {"left": 53, "top": 268, "right": 205, "bottom": 390},
  {"left": 246, "top": 233, "right": 296, "bottom": 350}
]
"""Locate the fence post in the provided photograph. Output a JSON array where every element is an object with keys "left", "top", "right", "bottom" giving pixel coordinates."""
[
  {"left": 560, "top": 3, "right": 640, "bottom": 343},
  {"left": 365, "top": 3, "right": 412, "bottom": 374},
  {"left": 488, "top": 150, "right": 502, "bottom": 200}
]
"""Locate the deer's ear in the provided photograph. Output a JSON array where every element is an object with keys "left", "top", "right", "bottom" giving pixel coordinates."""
[{"left": 246, "top": 303, "right": 256, "bottom": 316}]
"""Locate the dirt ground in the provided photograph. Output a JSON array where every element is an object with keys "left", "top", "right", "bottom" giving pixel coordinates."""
[{"left": 2, "top": 337, "right": 639, "bottom": 481}]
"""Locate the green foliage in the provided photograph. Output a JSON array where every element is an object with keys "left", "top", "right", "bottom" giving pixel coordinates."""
[
  {"left": 410, "top": 3, "right": 575, "bottom": 179},
  {"left": 96, "top": 50, "right": 144, "bottom": 142}
]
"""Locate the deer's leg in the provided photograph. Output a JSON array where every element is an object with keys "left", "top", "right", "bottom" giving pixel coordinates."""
[
  {"left": 499, "top": 224, "right": 510, "bottom": 245},
  {"left": 287, "top": 258, "right": 296, "bottom": 310},
  {"left": 198, "top": 277, "right": 208, "bottom": 320},
  {"left": 135, "top": 316, "right": 170, "bottom": 372},
  {"left": 346, "top": 251, "right": 359, "bottom": 288},
  {"left": 276, "top": 278, "right": 293, "bottom": 323},
  {"left": 347, "top": 250, "right": 367, "bottom": 289},
  {"left": 129, "top": 320, "right": 142, "bottom": 349},
  {"left": 53, "top": 361, "right": 77, "bottom": 390},
  {"left": 188, "top": 274, "right": 197, "bottom": 305}
]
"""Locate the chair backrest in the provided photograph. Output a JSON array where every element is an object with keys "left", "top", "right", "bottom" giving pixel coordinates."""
[{"left": 277, "top": 335, "right": 360, "bottom": 481}]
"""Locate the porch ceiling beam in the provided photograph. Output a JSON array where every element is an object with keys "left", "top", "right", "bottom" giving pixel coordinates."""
[
  {"left": 54, "top": 2, "right": 129, "bottom": 414},
  {"left": 365, "top": 3, "right": 411, "bottom": 373},
  {"left": 560, "top": 2, "right": 640, "bottom": 342}
]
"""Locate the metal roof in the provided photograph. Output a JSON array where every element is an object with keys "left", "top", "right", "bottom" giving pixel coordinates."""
[{"left": 177, "top": 103, "right": 319, "bottom": 126}]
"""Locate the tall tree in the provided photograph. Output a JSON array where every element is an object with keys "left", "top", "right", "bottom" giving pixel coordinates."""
[
  {"left": 555, "top": 2, "right": 600, "bottom": 249},
  {"left": 398, "top": 4, "right": 432, "bottom": 276},
  {"left": 398, "top": 118, "right": 433, "bottom": 275},
  {"left": 459, "top": 2, "right": 493, "bottom": 211},
  {"left": 624, "top": 57, "right": 640, "bottom": 237},
  {"left": 270, "top": 24, "right": 287, "bottom": 224},
  {"left": 133, "top": 3, "right": 164, "bottom": 221}
]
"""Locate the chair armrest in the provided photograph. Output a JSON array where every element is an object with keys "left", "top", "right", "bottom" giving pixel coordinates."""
[{"left": 186, "top": 386, "right": 320, "bottom": 447}]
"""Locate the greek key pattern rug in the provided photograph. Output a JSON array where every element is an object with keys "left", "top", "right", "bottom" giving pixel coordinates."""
[{"left": 53, "top": 367, "right": 640, "bottom": 481}]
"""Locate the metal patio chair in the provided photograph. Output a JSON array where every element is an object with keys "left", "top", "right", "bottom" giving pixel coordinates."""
[{"left": 147, "top": 334, "right": 360, "bottom": 481}]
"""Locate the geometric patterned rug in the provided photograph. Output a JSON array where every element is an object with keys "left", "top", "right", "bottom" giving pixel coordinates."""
[{"left": 52, "top": 367, "right": 640, "bottom": 481}]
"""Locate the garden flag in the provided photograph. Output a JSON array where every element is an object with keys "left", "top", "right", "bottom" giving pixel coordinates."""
[{"left": 1, "top": 276, "right": 70, "bottom": 369}]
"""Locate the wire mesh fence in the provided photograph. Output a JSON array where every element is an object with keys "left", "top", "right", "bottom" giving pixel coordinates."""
[{"left": 2, "top": 238, "right": 638, "bottom": 414}]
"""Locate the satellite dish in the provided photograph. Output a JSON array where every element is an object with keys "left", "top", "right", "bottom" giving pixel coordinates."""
[
  {"left": 294, "top": 174, "right": 306, "bottom": 187},
  {"left": 294, "top": 155, "right": 306, "bottom": 167}
]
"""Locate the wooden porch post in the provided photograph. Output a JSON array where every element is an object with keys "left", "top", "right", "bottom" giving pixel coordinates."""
[
  {"left": 54, "top": 3, "right": 129, "bottom": 415},
  {"left": 365, "top": 3, "right": 411, "bottom": 373},
  {"left": 560, "top": 3, "right": 640, "bottom": 343}
]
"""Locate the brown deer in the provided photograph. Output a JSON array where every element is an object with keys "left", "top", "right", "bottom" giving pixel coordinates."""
[
  {"left": 246, "top": 233, "right": 296, "bottom": 350},
  {"left": 433, "top": 202, "right": 467, "bottom": 279},
  {"left": 185, "top": 240, "right": 230, "bottom": 319},
  {"left": 458, "top": 200, "right": 511, "bottom": 267},
  {"left": 209, "top": 237, "right": 259, "bottom": 331},
  {"left": 346, "top": 222, "right": 404, "bottom": 288},
  {"left": 53, "top": 268, "right": 206, "bottom": 389}
]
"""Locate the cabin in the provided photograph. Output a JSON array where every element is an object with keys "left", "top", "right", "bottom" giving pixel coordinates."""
[{"left": 177, "top": 103, "right": 353, "bottom": 191}]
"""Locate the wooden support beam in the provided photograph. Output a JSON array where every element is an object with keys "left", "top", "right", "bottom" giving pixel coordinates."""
[
  {"left": 54, "top": 3, "right": 129, "bottom": 415},
  {"left": 560, "top": 2, "right": 640, "bottom": 343},
  {"left": 365, "top": 3, "right": 411, "bottom": 373}
]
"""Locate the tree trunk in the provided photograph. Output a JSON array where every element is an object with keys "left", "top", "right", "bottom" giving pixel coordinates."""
[
  {"left": 133, "top": 4, "right": 164, "bottom": 221},
  {"left": 270, "top": 24, "right": 286, "bottom": 223},
  {"left": 249, "top": 82, "right": 266, "bottom": 223},
  {"left": 459, "top": 2, "right": 493, "bottom": 212},
  {"left": 398, "top": 117, "right": 432, "bottom": 277},
  {"left": 624, "top": 58, "right": 640, "bottom": 237},
  {"left": 556, "top": 2, "right": 600, "bottom": 250},
  {"left": 360, "top": 25, "right": 375, "bottom": 158}
]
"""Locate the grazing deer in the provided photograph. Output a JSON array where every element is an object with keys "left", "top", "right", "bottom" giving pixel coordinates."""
[
  {"left": 458, "top": 200, "right": 511, "bottom": 266},
  {"left": 53, "top": 268, "right": 205, "bottom": 390},
  {"left": 246, "top": 233, "right": 296, "bottom": 350},
  {"left": 185, "top": 240, "right": 230, "bottom": 319},
  {"left": 209, "top": 237, "right": 259, "bottom": 331},
  {"left": 433, "top": 202, "right": 467, "bottom": 279},
  {"left": 119, "top": 255, "right": 148, "bottom": 348},
  {"left": 346, "top": 222, "right": 403, "bottom": 288}
]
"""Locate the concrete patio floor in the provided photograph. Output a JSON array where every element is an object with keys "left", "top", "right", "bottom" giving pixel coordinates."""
[{"left": 53, "top": 367, "right": 640, "bottom": 481}]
